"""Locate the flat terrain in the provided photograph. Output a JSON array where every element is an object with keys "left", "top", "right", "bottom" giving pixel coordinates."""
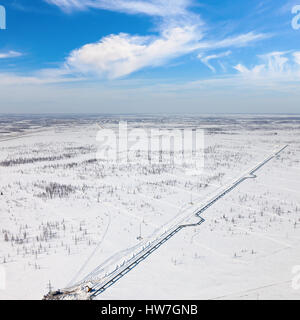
[{"left": 0, "top": 115, "right": 299, "bottom": 300}]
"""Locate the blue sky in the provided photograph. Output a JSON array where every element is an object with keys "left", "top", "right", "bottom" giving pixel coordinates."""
[{"left": 0, "top": 0, "right": 300, "bottom": 113}]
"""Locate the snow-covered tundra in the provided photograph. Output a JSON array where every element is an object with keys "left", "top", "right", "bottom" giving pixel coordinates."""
[{"left": 0, "top": 115, "right": 299, "bottom": 300}]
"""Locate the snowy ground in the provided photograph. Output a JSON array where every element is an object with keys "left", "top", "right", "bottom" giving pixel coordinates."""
[{"left": 0, "top": 114, "right": 299, "bottom": 300}]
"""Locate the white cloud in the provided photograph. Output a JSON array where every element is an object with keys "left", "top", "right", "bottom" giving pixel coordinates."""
[
  {"left": 213, "top": 32, "right": 269, "bottom": 48},
  {"left": 65, "top": 28, "right": 267, "bottom": 79},
  {"left": 200, "top": 51, "right": 231, "bottom": 72},
  {"left": 0, "top": 51, "right": 23, "bottom": 59},
  {"left": 45, "top": 0, "right": 269, "bottom": 79},
  {"left": 0, "top": 32, "right": 270, "bottom": 84},
  {"left": 66, "top": 26, "right": 202, "bottom": 78},
  {"left": 45, "top": 0, "right": 192, "bottom": 17},
  {"left": 0, "top": 69, "right": 85, "bottom": 86},
  {"left": 294, "top": 52, "right": 300, "bottom": 65},
  {"left": 47, "top": 0, "right": 207, "bottom": 78},
  {"left": 234, "top": 63, "right": 265, "bottom": 75},
  {"left": 46, "top": 0, "right": 202, "bottom": 35},
  {"left": 234, "top": 51, "right": 300, "bottom": 81}
]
